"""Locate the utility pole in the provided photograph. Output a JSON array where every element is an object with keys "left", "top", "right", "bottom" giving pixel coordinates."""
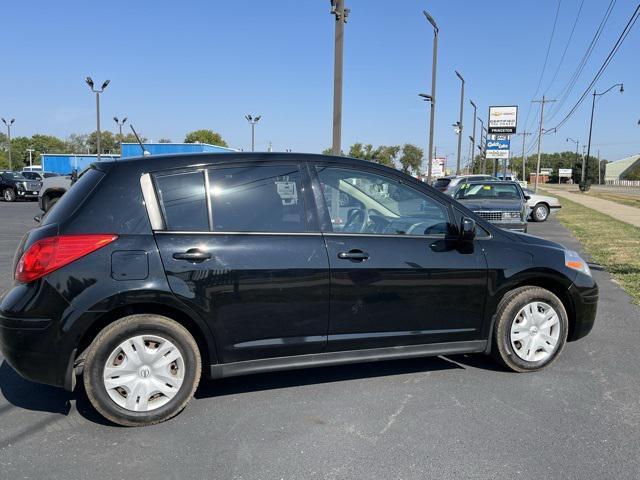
[
  {"left": 531, "top": 95, "right": 556, "bottom": 192},
  {"left": 26, "top": 148, "right": 35, "bottom": 167},
  {"left": 566, "top": 137, "right": 579, "bottom": 184},
  {"left": 1, "top": 118, "right": 15, "bottom": 170},
  {"left": 330, "top": 0, "right": 349, "bottom": 155},
  {"left": 454, "top": 70, "right": 464, "bottom": 175},
  {"left": 420, "top": 9, "right": 438, "bottom": 183},
  {"left": 519, "top": 132, "right": 532, "bottom": 183}
]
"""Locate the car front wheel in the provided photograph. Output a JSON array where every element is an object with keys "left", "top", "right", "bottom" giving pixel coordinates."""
[
  {"left": 83, "top": 314, "right": 202, "bottom": 427},
  {"left": 492, "top": 286, "right": 568, "bottom": 372},
  {"left": 532, "top": 203, "right": 549, "bottom": 222},
  {"left": 3, "top": 188, "right": 16, "bottom": 202}
]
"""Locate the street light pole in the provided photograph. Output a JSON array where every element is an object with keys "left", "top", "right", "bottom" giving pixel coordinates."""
[
  {"left": 454, "top": 70, "right": 464, "bottom": 175},
  {"left": 421, "top": 9, "right": 438, "bottom": 183},
  {"left": 584, "top": 83, "right": 623, "bottom": 186},
  {"left": 566, "top": 137, "right": 579, "bottom": 184},
  {"left": 85, "top": 77, "right": 110, "bottom": 161},
  {"left": 469, "top": 100, "right": 477, "bottom": 172},
  {"left": 330, "top": 0, "right": 349, "bottom": 156},
  {"left": 245, "top": 115, "right": 262, "bottom": 152},
  {"left": 531, "top": 95, "right": 556, "bottom": 192},
  {"left": 477, "top": 117, "right": 484, "bottom": 173},
  {"left": 26, "top": 148, "right": 35, "bottom": 167},
  {"left": 1, "top": 118, "right": 15, "bottom": 170},
  {"left": 113, "top": 116, "right": 128, "bottom": 155}
]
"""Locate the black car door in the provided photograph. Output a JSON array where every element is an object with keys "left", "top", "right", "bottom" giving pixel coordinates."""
[
  {"left": 312, "top": 164, "right": 488, "bottom": 351},
  {"left": 153, "top": 161, "right": 330, "bottom": 363}
]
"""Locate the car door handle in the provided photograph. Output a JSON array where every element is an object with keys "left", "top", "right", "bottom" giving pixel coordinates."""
[
  {"left": 172, "top": 249, "right": 212, "bottom": 263},
  {"left": 338, "top": 250, "right": 369, "bottom": 261}
]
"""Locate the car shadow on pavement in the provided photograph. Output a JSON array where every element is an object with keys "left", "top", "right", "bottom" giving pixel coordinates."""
[
  {"left": 195, "top": 355, "right": 467, "bottom": 400},
  {"left": 0, "top": 361, "right": 72, "bottom": 415}
]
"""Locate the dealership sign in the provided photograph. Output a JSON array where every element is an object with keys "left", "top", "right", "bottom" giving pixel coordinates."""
[
  {"left": 559, "top": 168, "right": 572, "bottom": 178},
  {"left": 486, "top": 139, "right": 510, "bottom": 159},
  {"left": 488, "top": 106, "right": 518, "bottom": 134}
]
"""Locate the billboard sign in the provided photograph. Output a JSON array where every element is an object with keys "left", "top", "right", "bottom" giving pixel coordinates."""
[
  {"left": 486, "top": 139, "right": 510, "bottom": 159},
  {"left": 488, "top": 106, "right": 518, "bottom": 134},
  {"left": 431, "top": 157, "right": 446, "bottom": 177},
  {"left": 559, "top": 168, "right": 572, "bottom": 178}
]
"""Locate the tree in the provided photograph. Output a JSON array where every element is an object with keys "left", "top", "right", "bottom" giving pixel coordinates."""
[
  {"left": 184, "top": 129, "right": 227, "bottom": 147},
  {"left": 347, "top": 143, "right": 399, "bottom": 168},
  {"left": 66, "top": 133, "right": 90, "bottom": 154},
  {"left": 158, "top": 138, "right": 172, "bottom": 143},
  {"left": 399, "top": 144, "right": 423, "bottom": 174},
  {"left": 87, "top": 130, "right": 118, "bottom": 155}
]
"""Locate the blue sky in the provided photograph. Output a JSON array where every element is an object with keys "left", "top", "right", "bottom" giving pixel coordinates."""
[{"left": 1, "top": 0, "right": 638, "bottom": 162}]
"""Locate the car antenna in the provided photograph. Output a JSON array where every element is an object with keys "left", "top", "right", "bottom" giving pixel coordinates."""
[{"left": 129, "top": 124, "right": 150, "bottom": 156}]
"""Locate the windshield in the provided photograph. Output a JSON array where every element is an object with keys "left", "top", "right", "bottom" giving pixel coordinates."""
[
  {"left": 455, "top": 183, "right": 521, "bottom": 200},
  {"left": 1, "top": 172, "right": 26, "bottom": 180}
]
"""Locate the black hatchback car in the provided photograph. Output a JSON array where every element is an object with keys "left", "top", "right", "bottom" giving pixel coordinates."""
[{"left": 0, "top": 153, "right": 598, "bottom": 426}]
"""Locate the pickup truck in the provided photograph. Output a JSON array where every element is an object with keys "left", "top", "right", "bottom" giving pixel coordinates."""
[{"left": 0, "top": 171, "right": 42, "bottom": 202}]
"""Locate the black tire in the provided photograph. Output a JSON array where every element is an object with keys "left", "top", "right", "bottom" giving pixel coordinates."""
[
  {"left": 532, "top": 203, "right": 549, "bottom": 222},
  {"left": 43, "top": 196, "right": 59, "bottom": 212},
  {"left": 3, "top": 188, "right": 16, "bottom": 202},
  {"left": 83, "top": 314, "right": 202, "bottom": 427},
  {"left": 491, "top": 286, "right": 568, "bottom": 372}
]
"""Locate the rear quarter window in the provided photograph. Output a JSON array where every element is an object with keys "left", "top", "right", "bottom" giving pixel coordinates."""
[
  {"left": 42, "top": 168, "right": 104, "bottom": 226},
  {"left": 154, "top": 170, "right": 209, "bottom": 231}
]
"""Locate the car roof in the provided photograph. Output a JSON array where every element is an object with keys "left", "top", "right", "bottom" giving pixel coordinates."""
[
  {"left": 464, "top": 180, "right": 519, "bottom": 185},
  {"left": 94, "top": 152, "right": 405, "bottom": 176}
]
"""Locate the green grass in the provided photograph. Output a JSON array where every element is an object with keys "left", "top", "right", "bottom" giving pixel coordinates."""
[{"left": 557, "top": 197, "right": 640, "bottom": 304}]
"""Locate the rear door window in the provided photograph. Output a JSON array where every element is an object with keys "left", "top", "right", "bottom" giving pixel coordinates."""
[
  {"left": 208, "top": 165, "right": 306, "bottom": 232},
  {"left": 154, "top": 171, "right": 209, "bottom": 231}
]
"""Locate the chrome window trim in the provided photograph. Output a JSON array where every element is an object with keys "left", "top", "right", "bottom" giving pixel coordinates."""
[{"left": 140, "top": 173, "right": 165, "bottom": 230}]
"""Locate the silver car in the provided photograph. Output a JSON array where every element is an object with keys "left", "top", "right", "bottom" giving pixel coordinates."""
[{"left": 523, "top": 188, "right": 562, "bottom": 222}]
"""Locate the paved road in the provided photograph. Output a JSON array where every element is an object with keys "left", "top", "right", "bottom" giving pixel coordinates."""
[{"left": 1, "top": 200, "right": 639, "bottom": 479}]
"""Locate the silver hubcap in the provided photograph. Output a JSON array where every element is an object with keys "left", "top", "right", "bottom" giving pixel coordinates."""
[
  {"left": 4, "top": 190, "right": 12, "bottom": 200},
  {"left": 103, "top": 335, "right": 185, "bottom": 412},
  {"left": 510, "top": 301, "right": 560, "bottom": 362},
  {"left": 535, "top": 205, "right": 548, "bottom": 221}
]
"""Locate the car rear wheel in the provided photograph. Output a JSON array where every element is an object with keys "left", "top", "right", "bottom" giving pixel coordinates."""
[
  {"left": 492, "top": 286, "right": 568, "bottom": 372},
  {"left": 532, "top": 203, "right": 549, "bottom": 222},
  {"left": 83, "top": 314, "right": 202, "bottom": 427},
  {"left": 3, "top": 188, "right": 16, "bottom": 202}
]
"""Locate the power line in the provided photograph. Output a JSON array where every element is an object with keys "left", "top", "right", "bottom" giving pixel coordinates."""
[
  {"left": 520, "top": 0, "right": 563, "bottom": 137},
  {"left": 544, "top": 0, "right": 617, "bottom": 123},
  {"left": 550, "top": 2, "right": 639, "bottom": 132},
  {"left": 543, "top": 0, "right": 585, "bottom": 96}
]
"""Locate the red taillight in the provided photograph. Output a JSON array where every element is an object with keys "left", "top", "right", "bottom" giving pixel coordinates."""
[{"left": 15, "top": 234, "right": 118, "bottom": 283}]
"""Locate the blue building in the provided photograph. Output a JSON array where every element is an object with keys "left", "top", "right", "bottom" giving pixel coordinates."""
[
  {"left": 41, "top": 153, "right": 120, "bottom": 174},
  {"left": 120, "top": 142, "right": 235, "bottom": 158},
  {"left": 41, "top": 142, "right": 234, "bottom": 174}
]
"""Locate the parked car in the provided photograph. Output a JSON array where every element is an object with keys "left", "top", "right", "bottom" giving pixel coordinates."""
[
  {"left": 0, "top": 170, "right": 42, "bottom": 202},
  {"left": 433, "top": 174, "right": 499, "bottom": 193},
  {"left": 0, "top": 153, "right": 598, "bottom": 426},
  {"left": 496, "top": 173, "right": 518, "bottom": 182},
  {"left": 22, "top": 170, "right": 60, "bottom": 181},
  {"left": 453, "top": 180, "right": 529, "bottom": 232},
  {"left": 523, "top": 188, "right": 562, "bottom": 222},
  {"left": 38, "top": 172, "right": 73, "bottom": 212}
]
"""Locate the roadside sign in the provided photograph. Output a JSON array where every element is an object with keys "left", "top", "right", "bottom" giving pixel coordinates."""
[
  {"left": 486, "top": 139, "right": 510, "bottom": 159},
  {"left": 540, "top": 168, "right": 553, "bottom": 175},
  {"left": 431, "top": 157, "right": 446, "bottom": 177},
  {"left": 559, "top": 168, "right": 572, "bottom": 178},
  {"left": 488, "top": 106, "right": 518, "bottom": 134}
]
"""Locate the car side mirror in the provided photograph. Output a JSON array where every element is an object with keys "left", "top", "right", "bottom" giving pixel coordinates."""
[
  {"left": 524, "top": 194, "right": 531, "bottom": 200},
  {"left": 460, "top": 217, "right": 476, "bottom": 240}
]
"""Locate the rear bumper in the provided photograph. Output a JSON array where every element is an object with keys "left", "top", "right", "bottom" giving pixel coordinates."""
[{"left": 0, "top": 313, "right": 71, "bottom": 389}]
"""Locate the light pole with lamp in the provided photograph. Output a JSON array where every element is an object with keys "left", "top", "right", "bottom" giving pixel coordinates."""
[
  {"left": 421, "top": 9, "right": 438, "bottom": 184},
  {"left": 113, "top": 116, "right": 128, "bottom": 155},
  {"left": 85, "top": 77, "right": 110, "bottom": 161},
  {"left": 1, "top": 118, "right": 15, "bottom": 170},
  {"left": 583, "top": 83, "right": 623, "bottom": 190},
  {"left": 245, "top": 115, "right": 261, "bottom": 152},
  {"left": 454, "top": 70, "right": 464, "bottom": 175}
]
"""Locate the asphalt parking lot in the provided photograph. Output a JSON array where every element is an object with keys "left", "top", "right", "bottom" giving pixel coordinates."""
[{"left": 0, "top": 200, "right": 639, "bottom": 479}]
